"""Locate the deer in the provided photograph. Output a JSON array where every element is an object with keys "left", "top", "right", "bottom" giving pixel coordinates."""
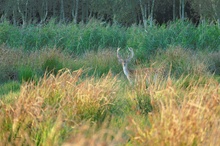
[{"left": 117, "top": 47, "right": 165, "bottom": 85}]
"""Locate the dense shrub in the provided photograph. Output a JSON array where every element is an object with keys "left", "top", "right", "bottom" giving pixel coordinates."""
[
  {"left": 18, "top": 65, "right": 36, "bottom": 82},
  {"left": 42, "top": 57, "right": 63, "bottom": 75}
]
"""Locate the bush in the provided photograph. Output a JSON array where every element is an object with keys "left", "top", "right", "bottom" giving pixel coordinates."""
[
  {"left": 18, "top": 66, "right": 36, "bottom": 82},
  {"left": 42, "top": 57, "right": 63, "bottom": 75},
  {"left": 40, "top": 49, "right": 65, "bottom": 75}
]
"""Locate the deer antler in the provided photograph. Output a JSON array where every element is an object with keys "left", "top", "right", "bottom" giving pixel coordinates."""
[
  {"left": 117, "top": 48, "right": 123, "bottom": 62},
  {"left": 117, "top": 47, "right": 134, "bottom": 62},
  {"left": 126, "top": 47, "right": 134, "bottom": 61}
]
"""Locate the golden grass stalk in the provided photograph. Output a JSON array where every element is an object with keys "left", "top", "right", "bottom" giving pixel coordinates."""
[
  {"left": 128, "top": 75, "right": 220, "bottom": 146},
  {"left": 0, "top": 69, "right": 119, "bottom": 145}
]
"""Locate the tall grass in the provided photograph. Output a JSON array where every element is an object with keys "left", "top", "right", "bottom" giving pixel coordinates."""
[
  {"left": 0, "top": 45, "right": 124, "bottom": 84},
  {"left": 127, "top": 75, "right": 220, "bottom": 146},
  {"left": 0, "top": 69, "right": 124, "bottom": 145},
  {"left": 1, "top": 19, "right": 220, "bottom": 145},
  {"left": 1, "top": 67, "right": 220, "bottom": 145},
  {"left": 0, "top": 20, "right": 127, "bottom": 53},
  {"left": 0, "top": 46, "right": 220, "bottom": 145},
  {"left": 0, "top": 20, "right": 219, "bottom": 58},
  {"left": 1, "top": 44, "right": 220, "bottom": 85}
]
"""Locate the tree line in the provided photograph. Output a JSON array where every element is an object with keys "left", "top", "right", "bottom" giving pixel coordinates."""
[{"left": 0, "top": 0, "right": 219, "bottom": 27}]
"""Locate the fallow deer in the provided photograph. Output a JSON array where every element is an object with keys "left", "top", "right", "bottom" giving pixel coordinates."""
[{"left": 117, "top": 47, "right": 164, "bottom": 85}]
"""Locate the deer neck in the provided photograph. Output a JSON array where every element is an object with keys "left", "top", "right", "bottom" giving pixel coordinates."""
[
  {"left": 122, "top": 64, "right": 132, "bottom": 83},
  {"left": 122, "top": 64, "right": 129, "bottom": 75}
]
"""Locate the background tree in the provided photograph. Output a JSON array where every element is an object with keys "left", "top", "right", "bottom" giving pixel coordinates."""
[
  {"left": 71, "top": 0, "right": 79, "bottom": 24},
  {"left": 0, "top": 0, "right": 218, "bottom": 27},
  {"left": 17, "top": 0, "right": 30, "bottom": 27},
  {"left": 179, "top": 0, "right": 185, "bottom": 20},
  {"left": 38, "top": 0, "right": 48, "bottom": 24},
  {"left": 173, "top": 0, "right": 176, "bottom": 20},
  {"left": 191, "top": 0, "right": 220, "bottom": 22},
  {"left": 139, "top": 0, "right": 156, "bottom": 29}
]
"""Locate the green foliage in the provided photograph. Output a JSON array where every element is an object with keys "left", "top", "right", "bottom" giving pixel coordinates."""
[
  {"left": 136, "top": 94, "right": 153, "bottom": 115},
  {"left": 126, "top": 20, "right": 220, "bottom": 62},
  {"left": 42, "top": 56, "right": 63, "bottom": 75},
  {"left": 18, "top": 66, "right": 36, "bottom": 82},
  {"left": 196, "top": 22, "right": 220, "bottom": 50},
  {"left": 0, "top": 81, "right": 20, "bottom": 97},
  {"left": 0, "top": 21, "right": 14, "bottom": 45},
  {"left": 1, "top": 20, "right": 219, "bottom": 58}
]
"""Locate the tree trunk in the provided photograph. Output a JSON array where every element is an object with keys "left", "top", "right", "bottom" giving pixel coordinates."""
[
  {"left": 179, "top": 0, "right": 185, "bottom": 20},
  {"left": 173, "top": 0, "right": 176, "bottom": 20},
  {"left": 139, "top": 0, "right": 147, "bottom": 29},
  {"left": 52, "top": 1, "right": 56, "bottom": 17},
  {"left": 72, "top": 0, "right": 79, "bottom": 24},
  {"left": 12, "top": 9, "right": 16, "bottom": 25},
  {"left": 60, "top": 0, "right": 65, "bottom": 22},
  {"left": 17, "top": 0, "right": 29, "bottom": 28},
  {"left": 81, "top": 0, "right": 88, "bottom": 23},
  {"left": 181, "top": 0, "right": 184, "bottom": 20},
  {"left": 150, "top": 0, "right": 155, "bottom": 27},
  {"left": 40, "top": 0, "right": 48, "bottom": 24},
  {"left": 147, "top": 1, "right": 150, "bottom": 17}
]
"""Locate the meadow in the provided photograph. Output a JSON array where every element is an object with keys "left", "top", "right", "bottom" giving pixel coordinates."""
[{"left": 0, "top": 20, "right": 220, "bottom": 145}]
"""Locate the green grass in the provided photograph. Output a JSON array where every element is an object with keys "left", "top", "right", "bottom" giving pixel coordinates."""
[
  {"left": 0, "top": 81, "right": 20, "bottom": 97},
  {"left": 18, "top": 65, "right": 37, "bottom": 82},
  {"left": 0, "top": 20, "right": 219, "bottom": 57}
]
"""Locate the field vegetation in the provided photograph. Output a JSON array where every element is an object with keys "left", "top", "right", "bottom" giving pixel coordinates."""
[{"left": 0, "top": 20, "right": 220, "bottom": 145}]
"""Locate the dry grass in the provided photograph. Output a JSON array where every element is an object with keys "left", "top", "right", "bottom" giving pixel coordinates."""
[
  {"left": 1, "top": 47, "right": 220, "bottom": 145},
  {"left": 207, "top": 50, "right": 220, "bottom": 75},
  {"left": 0, "top": 45, "right": 24, "bottom": 81},
  {"left": 1, "top": 68, "right": 220, "bottom": 146},
  {"left": 153, "top": 47, "right": 209, "bottom": 77},
  {"left": 127, "top": 75, "right": 220, "bottom": 146},
  {"left": 0, "top": 69, "right": 121, "bottom": 145},
  {"left": 77, "top": 48, "right": 120, "bottom": 76}
]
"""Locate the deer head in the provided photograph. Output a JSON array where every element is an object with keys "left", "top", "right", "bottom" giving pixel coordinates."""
[{"left": 117, "top": 47, "right": 134, "bottom": 68}]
